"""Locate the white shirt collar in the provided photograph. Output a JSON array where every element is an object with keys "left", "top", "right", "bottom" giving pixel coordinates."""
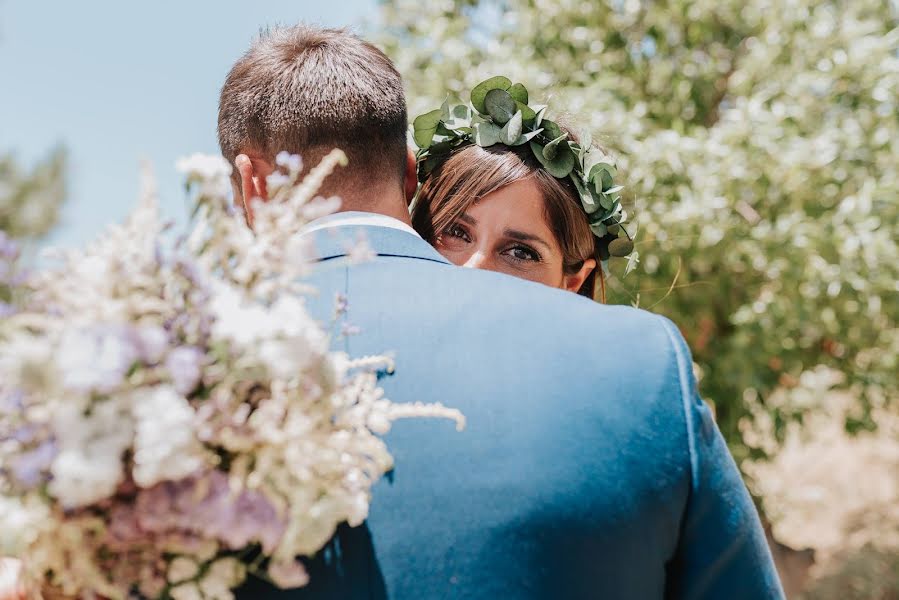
[{"left": 303, "top": 211, "right": 421, "bottom": 238}]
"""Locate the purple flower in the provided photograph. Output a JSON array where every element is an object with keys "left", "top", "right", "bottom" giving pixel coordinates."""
[
  {"left": 0, "top": 231, "right": 19, "bottom": 260},
  {"left": 11, "top": 439, "right": 57, "bottom": 488},
  {"left": 165, "top": 346, "right": 204, "bottom": 395},
  {"left": 134, "top": 325, "right": 169, "bottom": 365},
  {"left": 135, "top": 471, "right": 286, "bottom": 553}
]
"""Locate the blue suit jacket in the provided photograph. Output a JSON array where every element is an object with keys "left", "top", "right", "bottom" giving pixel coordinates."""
[{"left": 237, "top": 215, "right": 784, "bottom": 599}]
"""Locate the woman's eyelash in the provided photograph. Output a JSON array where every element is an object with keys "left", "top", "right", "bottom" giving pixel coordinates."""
[
  {"left": 506, "top": 245, "right": 542, "bottom": 262},
  {"left": 446, "top": 224, "right": 470, "bottom": 241}
]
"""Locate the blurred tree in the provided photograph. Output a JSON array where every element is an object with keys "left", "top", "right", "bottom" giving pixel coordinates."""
[
  {"left": 377, "top": 0, "right": 899, "bottom": 461},
  {"left": 0, "top": 149, "right": 66, "bottom": 240}
]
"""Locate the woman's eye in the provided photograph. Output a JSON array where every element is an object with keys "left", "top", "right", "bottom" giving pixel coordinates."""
[
  {"left": 445, "top": 224, "right": 470, "bottom": 242},
  {"left": 506, "top": 245, "right": 541, "bottom": 262}
]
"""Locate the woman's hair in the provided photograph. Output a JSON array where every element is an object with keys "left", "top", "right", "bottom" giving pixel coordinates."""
[{"left": 411, "top": 136, "right": 602, "bottom": 298}]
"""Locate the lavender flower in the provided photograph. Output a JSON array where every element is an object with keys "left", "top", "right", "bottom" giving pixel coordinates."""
[{"left": 165, "top": 346, "right": 203, "bottom": 395}]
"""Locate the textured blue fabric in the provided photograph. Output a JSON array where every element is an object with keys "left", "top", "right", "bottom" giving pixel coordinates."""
[{"left": 237, "top": 218, "right": 784, "bottom": 600}]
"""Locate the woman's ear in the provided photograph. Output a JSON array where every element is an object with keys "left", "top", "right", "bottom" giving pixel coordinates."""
[
  {"left": 563, "top": 258, "right": 597, "bottom": 293},
  {"left": 234, "top": 153, "right": 273, "bottom": 227},
  {"left": 404, "top": 147, "right": 418, "bottom": 206}
]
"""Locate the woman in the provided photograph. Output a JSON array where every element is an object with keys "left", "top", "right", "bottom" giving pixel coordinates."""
[{"left": 409, "top": 77, "right": 634, "bottom": 301}]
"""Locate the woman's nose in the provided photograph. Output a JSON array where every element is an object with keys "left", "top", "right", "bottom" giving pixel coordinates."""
[
  {"left": 462, "top": 250, "right": 495, "bottom": 271},
  {"left": 462, "top": 250, "right": 489, "bottom": 269}
]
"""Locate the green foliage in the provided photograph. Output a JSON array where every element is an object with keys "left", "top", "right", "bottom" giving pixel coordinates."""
[
  {"left": 0, "top": 148, "right": 67, "bottom": 302},
  {"left": 378, "top": 0, "right": 899, "bottom": 461},
  {"left": 0, "top": 148, "right": 66, "bottom": 240}
]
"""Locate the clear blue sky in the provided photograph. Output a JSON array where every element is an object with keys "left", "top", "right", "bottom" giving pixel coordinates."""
[{"left": 0, "top": 0, "right": 377, "bottom": 249}]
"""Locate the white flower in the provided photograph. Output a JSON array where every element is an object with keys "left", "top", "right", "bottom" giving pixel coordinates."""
[
  {"left": 48, "top": 397, "right": 132, "bottom": 508},
  {"left": 165, "top": 346, "right": 204, "bottom": 395},
  {"left": 135, "top": 325, "right": 169, "bottom": 364},
  {"left": 268, "top": 559, "right": 309, "bottom": 588},
  {"left": 57, "top": 325, "right": 139, "bottom": 394},
  {"left": 167, "top": 556, "right": 200, "bottom": 584},
  {"left": 49, "top": 448, "right": 123, "bottom": 509},
  {"left": 176, "top": 153, "right": 233, "bottom": 181},
  {"left": 199, "top": 558, "right": 245, "bottom": 600},
  {"left": 169, "top": 582, "right": 203, "bottom": 600},
  {"left": 275, "top": 151, "right": 303, "bottom": 174},
  {"left": 132, "top": 385, "right": 206, "bottom": 487}
]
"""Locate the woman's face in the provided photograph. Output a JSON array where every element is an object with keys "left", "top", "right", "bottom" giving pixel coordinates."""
[{"left": 434, "top": 179, "right": 594, "bottom": 292}]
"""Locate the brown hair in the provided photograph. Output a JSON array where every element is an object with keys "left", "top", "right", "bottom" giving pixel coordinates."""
[
  {"left": 218, "top": 25, "right": 407, "bottom": 189},
  {"left": 411, "top": 141, "right": 603, "bottom": 299}
]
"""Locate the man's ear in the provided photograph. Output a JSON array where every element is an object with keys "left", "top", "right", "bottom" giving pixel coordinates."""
[
  {"left": 234, "top": 153, "right": 273, "bottom": 227},
  {"left": 404, "top": 147, "right": 418, "bottom": 206},
  {"left": 563, "top": 259, "right": 597, "bottom": 293}
]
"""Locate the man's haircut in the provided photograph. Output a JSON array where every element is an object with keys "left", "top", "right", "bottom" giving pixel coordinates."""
[{"left": 218, "top": 25, "right": 408, "bottom": 186}]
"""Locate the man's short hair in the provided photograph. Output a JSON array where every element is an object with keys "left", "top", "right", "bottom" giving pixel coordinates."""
[{"left": 218, "top": 25, "right": 408, "bottom": 186}]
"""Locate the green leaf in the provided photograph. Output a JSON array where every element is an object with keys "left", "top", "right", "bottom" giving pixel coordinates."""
[
  {"left": 541, "top": 119, "right": 564, "bottom": 142},
  {"left": 474, "top": 121, "right": 501, "bottom": 147},
  {"left": 452, "top": 104, "right": 471, "bottom": 120},
  {"left": 542, "top": 132, "right": 569, "bottom": 161},
  {"left": 608, "top": 237, "right": 634, "bottom": 257},
  {"left": 624, "top": 250, "right": 640, "bottom": 277},
  {"left": 508, "top": 83, "right": 528, "bottom": 104},
  {"left": 590, "top": 222, "right": 607, "bottom": 237},
  {"left": 412, "top": 109, "right": 444, "bottom": 149},
  {"left": 440, "top": 96, "right": 452, "bottom": 121},
  {"left": 471, "top": 76, "right": 512, "bottom": 114},
  {"left": 532, "top": 105, "right": 548, "bottom": 127},
  {"left": 571, "top": 173, "right": 599, "bottom": 214},
  {"left": 515, "top": 128, "right": 544, "bottom": 145},
  {"left": 485, "top": 89, "right": 517, "bottom": 124},
  {"left": 581, "top": 129, "right": 592, "bottom": 151},
  {"left": 531, "top": 140, "right": 574, "bottom": 177},
  {"left": 499, "top": 111, "right": 523, "bottom": 145},
  {"left": 515, "top": 101, "right": 537, "bottom": 124}
]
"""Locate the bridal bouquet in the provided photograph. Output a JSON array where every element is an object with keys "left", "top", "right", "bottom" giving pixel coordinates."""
[{"left": 0, "top": 150, "right": 463, "bottom": 599}]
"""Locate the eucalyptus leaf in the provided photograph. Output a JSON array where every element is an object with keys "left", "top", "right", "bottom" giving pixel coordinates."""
[
  {"left": 485, "top": 89, "right": 517, "bottom": 124},
  {"left": 452, "top": 104, "right": 471, "bottom": 120},
  {"left": 508, "top": 82, "right": 528, "bottom": 104},
  {"left": 531, "top": 140, "right": 574, "bottom": 177},
  {"left": 499, "top": 111, "right": 523, "bottom": 145},
  {"left": 440, "top": 97, "right": 451, "bottom": 121},
  {"left": 542, "top": 132, "right": 569, "bottom": 161},
  {"left": 571, "top": 173, "right": 599, "bottom": 213},
  {"left": 608, "top": 237, "right": 634, "bottom": 257},
  {"left": 532, "top": 105, "right": 548, "bottom": 127},
  {"left": 516, "top": 128, "right": 544, "bottom": 145},
  {"left": 581, "top": 129, "right": 592, "bottom": 151},
  {"left": 624, "top": 250, "right": 640, "bottom": 277},
  {"left": 471, "top": 76, "right": 512, "bottom": 114},
  {"left": 474, "top": 121, "right": 501, "bottom": 147},
  {"left": 412, "top": 109, "right": 444, "bottom": 149},
  {"left": 590, "top": 222, "right": 608, "bottom": 237},
  {"left": 541, "top": 119, "right": 564, "bottom": 142},
  {"left": 515, "top": 101, "right": 537, "bottom": 124}
]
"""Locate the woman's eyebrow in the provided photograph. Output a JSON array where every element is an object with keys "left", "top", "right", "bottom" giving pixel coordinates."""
[
  {"left": 504, "top": 229, "right": 552, "bottom": 250},
  {"left": 458, "top": 213, "right": 477, "bottom": 225}
]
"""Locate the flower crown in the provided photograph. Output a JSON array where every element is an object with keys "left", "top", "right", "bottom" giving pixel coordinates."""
[{"left": 412, "top": 76, "right": 634, "bottom": 260}]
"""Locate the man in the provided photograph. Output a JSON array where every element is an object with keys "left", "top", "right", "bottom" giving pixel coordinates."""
[{"left": 222, "top": 25, "right": 783, "bottom": 599}]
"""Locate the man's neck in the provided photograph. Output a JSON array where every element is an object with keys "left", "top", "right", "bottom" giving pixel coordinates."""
[{"left": 334, "top": 186, "right": 412, "bottom": 226}]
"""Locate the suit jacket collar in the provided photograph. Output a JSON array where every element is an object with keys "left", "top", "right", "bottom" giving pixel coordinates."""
[{"left": 304, "top": 213, "right": 452, "bottom": 265}]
